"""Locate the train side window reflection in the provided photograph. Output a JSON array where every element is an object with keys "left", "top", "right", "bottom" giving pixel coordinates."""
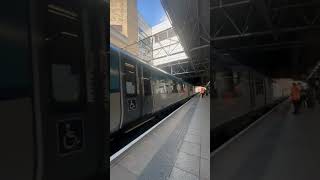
[
  {"left": 143, "top": 67, "right": 152, "bottom": 96},
  {"left": 255, "top": 79, "right": 265, "bottom": 95},
  {"left": 172, "top": 81, "right": 178, "bottom": 93},
  {"left": 110, "top": 52, "right": 120, "bottom": 92},
  {"left": 124, "top": 61, "right": 137, "bottom": 96}
]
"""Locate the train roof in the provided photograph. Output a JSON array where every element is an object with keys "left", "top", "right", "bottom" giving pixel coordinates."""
[{"left": 110, "top": 44, "right": 192, "bottom": 86}]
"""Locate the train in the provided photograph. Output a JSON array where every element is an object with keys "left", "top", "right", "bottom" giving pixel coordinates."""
[
  {"left": 110, "top": 45, "right": 196, "bottom": 135},
  {"left": 211, "top": 58, "right": 290, "bottom": 129}
]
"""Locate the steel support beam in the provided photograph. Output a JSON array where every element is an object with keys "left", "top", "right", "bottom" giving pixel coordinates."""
[
  {"left": 252, "top": 0, "right": 279, "bottom": 40},
  {"left": 215, "top": 41, "right": 304, "bottom": 51},
  {"left": 272, "top": 2, "right": 320, "bottom": 11},
  {"left": 189, "top": 44, "right": 210, "bottom": 52},
  {"left": 213, "top": 25, "right": 320, "bottom": 41},
  {"left": 158, "top": 60, "right": 209, "bottom": 68},
  {"left": 172, "top": 70, "right": 206, "bottom": 75},
  {"left": 211, "top": 0, "right": 251, "bottom": 10},
  {"left": 221, "top": 9, "right": 242, "bottom": 35}
]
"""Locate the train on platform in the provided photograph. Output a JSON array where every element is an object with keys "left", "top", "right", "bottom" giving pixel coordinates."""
[
  {"left": 211, "top": 59, "right": 291, "bottom": 129},
  {"left": 110, "top": 45, "right": 196, "bottom": 135}
]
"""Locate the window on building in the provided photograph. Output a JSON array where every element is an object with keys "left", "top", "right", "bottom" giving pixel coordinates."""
[
  {"left": 158, "top": 31, "right": 167, "bottom": 41},
  {"left": 168, "top": 28, "right": 176, "bottom": 38},
  {"left": 112, "top": 25, "right": 122, "bottom": 32},
  {"left": 155, "top": 31, "right": 168, "bottom": 43},
  {"left": 154, "top": 34, "right": 159, "bottom": 43}
]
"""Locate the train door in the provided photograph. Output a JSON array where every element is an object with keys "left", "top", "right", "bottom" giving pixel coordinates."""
[
  {"left": 121, "top": 56, "right": 142, "bottom": 126},
  {"left": 142, "top": 66, "right": 153, "bottom": 116},
  {"left": 0, "top": 0, "right": 34, "bottom": 178},
  {"left": 31, "top": 1, "right": 107, "bottom": 179},
  {"left": 110, "top": 49, "right": 121, "bottom": 134}
]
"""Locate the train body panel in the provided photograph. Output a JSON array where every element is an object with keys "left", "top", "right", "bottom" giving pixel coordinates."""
[
  {"left": 212, "top": 63, "right": 289, "bottom": 129},
  {"left": 110, "top": 47, "right": 122, "bottom": 134},
  {"left": 120, "top": 54, "right": 143, "bottom": 128},
  {"left": 110, "top": 45, "right": 195, "bottom": 135},
  {"left": 110, "top": 93, "right": 121, "bottom": 134},
  {"left": 213, "top": 71, "right": 252, "bottom": 128}
]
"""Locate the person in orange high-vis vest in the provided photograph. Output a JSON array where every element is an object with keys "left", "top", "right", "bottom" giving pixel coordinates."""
[
  {"left": 291, "top": 82, "right": 301, "bottom": 114},
  {"left": 200, "top": 87, "right": 205, "bottom": 98}
]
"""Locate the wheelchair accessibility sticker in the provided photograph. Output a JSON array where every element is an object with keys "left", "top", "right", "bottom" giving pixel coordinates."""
[
  {"left": 57, "top": 119, "right": 84, "bottom": 155},
  {"left": 128, "top": 98, "right": 137, "bottom": 111}
]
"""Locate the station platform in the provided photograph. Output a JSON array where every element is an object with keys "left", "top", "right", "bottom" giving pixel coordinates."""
[
  {"left": 212, "top": 100, "right": 320, "bottom": 180},
  {"left": 110, "top": 95, "right": 210, "bottom": 180}
]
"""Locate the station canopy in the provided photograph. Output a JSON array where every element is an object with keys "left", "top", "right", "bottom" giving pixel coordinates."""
[
  {"left": 211, "top": 0, "right": 320, "bottom": 80},
  {"left": 159, "top": 0, "right": 210, "bottom": 85}
]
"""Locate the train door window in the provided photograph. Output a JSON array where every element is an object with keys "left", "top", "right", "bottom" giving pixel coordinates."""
[
  {"left": 48, "top": 32, "right": 85, "bottom": 112},
  {"left": 110, "top": 51, "right": 120, "bottom": 93},
  {"left": 143, "top": 67, "right": 152, "bottom": 96},
  {"left": 52, "top": 64, "right": 81, "bottom": 103},
  {"left": 124, "top": 61, "right": 137, "bottom": 96}
]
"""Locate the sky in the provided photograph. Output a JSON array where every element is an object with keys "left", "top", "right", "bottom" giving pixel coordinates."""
[{"left": 137, "top": 0, "right": 167, "bottom": 27}]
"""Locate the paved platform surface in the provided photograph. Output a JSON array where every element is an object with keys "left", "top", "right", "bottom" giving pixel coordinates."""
[
  {"left": 111, "top": 95, "right": 210, "bottom": 180},
  {"left": 212, "top": 100, "right": 320, "bottom": 180}
]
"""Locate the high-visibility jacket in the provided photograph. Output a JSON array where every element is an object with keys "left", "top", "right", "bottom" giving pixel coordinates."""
[
  {"left": 200, "top": 88, "right": 205, "bottom": 94},
  {"left": 291, "top": 86, "right": 301, "bottom": 101}
]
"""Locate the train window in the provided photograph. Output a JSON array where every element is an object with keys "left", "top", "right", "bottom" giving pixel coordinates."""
[
  {"left": 124, "top": 61, "right": 137, "bottom": 96},
  {"left": 51, "top": 64, "right": 81, "bottom": 103},
  {"left": 0, "top": 57, "right": 32, "bottom": 99},
  {"left": 255, "top": 79, "right": 265, "bottom": 95},
  {"left": 167, "top": 79, "right": 173, "bottom": 93},
  {"left": 110, "top": 52, "right": 120, "bottom": 92},
  {"left": 0, "top": 33, "right": 31, "bottom": 99},
  {"left": 181, "top": 83, "right": 185, "bottom": 93},
  {"left": 158, "top": 76, "right": 165, "bottom": 93},
  {"left": 233, "top": 72, "right": 241, "bottom": 84},
  {"left": 143, "top": 67, "right": 152, "bottom": 96},
  {"left": 178, "top": 83, "right": 184, "bottom": 93},
  {"left": 166, "top": 78, "right": 172, "bottom": 93},
  {"left": 172, "top": 81, "right": 178, "bottom": 93}
]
